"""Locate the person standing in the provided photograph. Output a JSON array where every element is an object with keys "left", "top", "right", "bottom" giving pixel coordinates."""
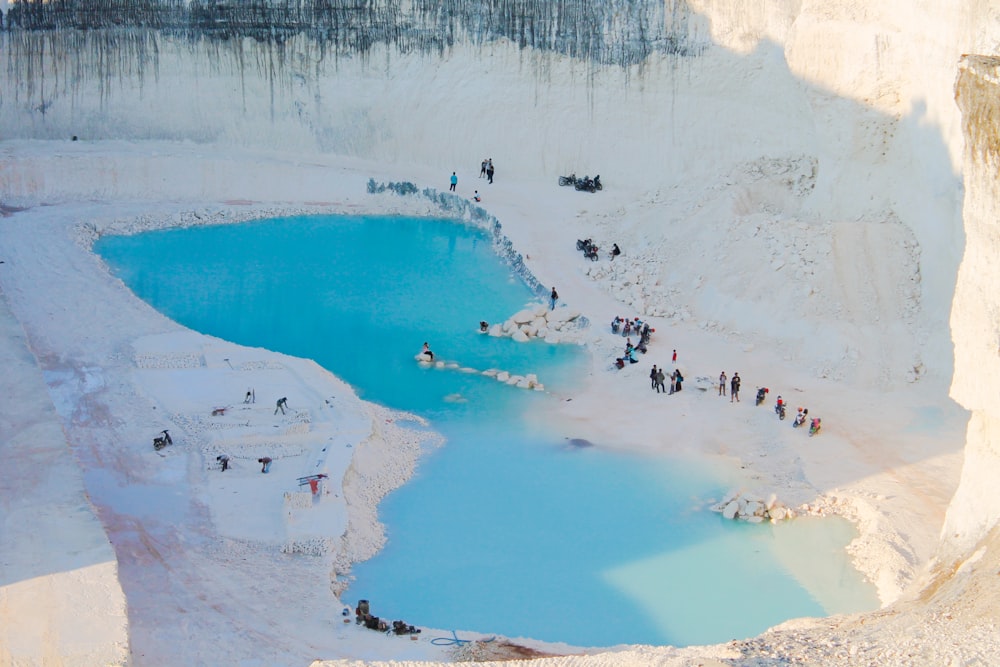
[
  {"left": 480, "top": 158, "right": 488, "bottom": 178},
  {"left": 672, "top": 349, "right": 677, "bottom": 365},
  {"left": 217, "top": 454, "right": 230, "bottom": 471},
  {"left": 669, "top": 370, "right": 677, "bottom": 394},
  {"left": 449, "top": 171, "right": 458, "bottom": 191},
  {"left": 731, "top": 373, "right": 741, "bottom": 402},
  {"left": 486, "top": 159, "right": 495, "bottom": 184},
  {"left": 550, "top": 287, "right": 558, "bottom": 310},
  {"left": 649, "top": 365, "right": 658, "bottom": 390},
  {"left": 718, "top": 371, "right": 727, "bottom": 396},
  {"left": 655, "top": 367, "right": 666, "bottom": 394}
]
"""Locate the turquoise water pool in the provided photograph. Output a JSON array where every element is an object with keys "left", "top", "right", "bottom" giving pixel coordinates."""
[{"left": 96, "top": 214, "right": 878, "bottom": 647}]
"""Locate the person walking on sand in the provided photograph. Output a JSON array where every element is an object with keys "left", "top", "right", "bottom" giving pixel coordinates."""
[
  {"left": 649, "top": 364, "right": 658, "bottom": 390},
  {"left": 449, "top": 171, "right": 458, "bottom": 192},
  {"left": 731, "top": 373, "right": 741, "bottom": 402},
  {"left": 217, "top": 454, "right": 230, "bottom": 471},
  {"left": 655, "top": 367, "right": 666, "bottom": 394},
  {"left": 486, "top": 159, "right": 495, "bottom": 184},
  {"left": 719, "top": 371, "right": 727, "bottom": 396},
  {"left": 480, "top": 158, "right": 488, "bottom": 178},
  {"left": 274, "top": 396, "right": 289, "bottom": 415},
  {"left": 672, "top": 349, "right": 677, "bottom": 365}
]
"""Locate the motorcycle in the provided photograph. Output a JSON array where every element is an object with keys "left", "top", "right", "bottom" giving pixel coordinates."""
[
  {"left": 755, "top": 387, "right": 768, "bottom": 406},
  {"left": 559, "top": 173, "right": 577, "bottom": 187},
  {"left": 574, "top": 175, "right": 602, "bottom": 193},
  {"left": 583, "top": 244, "right": 599, "bottom": 261},
  {"left": 809, "top": 418, "right": 822, "bottom": 437},
  {"left": 775, "top": 401, "right": 786, "bottom": 420},
  {"left": 792, "top": 410, "right": 807, "bottom": 427},
  {"left": 153, "top": 429, "right": 173, "bottom": 451},
  {"left": 576, "top": 238, "right": 594, "bottom": 252}
]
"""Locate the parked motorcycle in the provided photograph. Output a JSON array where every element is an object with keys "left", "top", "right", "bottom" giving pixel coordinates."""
[
  {"left": 153, "top": 429, "right": 173, "bottom": 451},
  {"left": 574, "top": 175, "right": 602, "bottom": 193},
  {"left": 560, "top": 174, "right": 603, "bottom": 191}
]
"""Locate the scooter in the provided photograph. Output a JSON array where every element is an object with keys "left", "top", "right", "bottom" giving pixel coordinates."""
[
  {"left": 755, "top": 387, "right": 768, "bottom": 406},
  {"left": 793, "top": 410, "right": 808, "bottom": 427},
  {"left": 809, "top": 418, "right": 822, "bottom": 437},
  {"left": 153, "top": 429, "right": 173, "bottom": 451}
]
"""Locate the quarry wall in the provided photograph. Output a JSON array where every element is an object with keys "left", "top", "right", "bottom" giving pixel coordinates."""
[{"left": 2, "top": 0, "right": 1000, "bottom": 562}]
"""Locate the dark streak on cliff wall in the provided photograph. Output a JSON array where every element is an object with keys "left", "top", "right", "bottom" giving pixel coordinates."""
[
  {"left": 956, "top": 55, "right": 1000, "bottom": 173},
  {"left": 4, "top": 0, "right": 701, "bottom": 66}
]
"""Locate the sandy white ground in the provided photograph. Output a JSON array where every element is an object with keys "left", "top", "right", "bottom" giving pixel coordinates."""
[{"left": 1, "top": 138, "right": 996, "bottom": 666}]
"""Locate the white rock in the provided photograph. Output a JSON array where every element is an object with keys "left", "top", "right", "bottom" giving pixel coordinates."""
[
  {"left": 745, "top": 500, "right": 763, "bottom": 517},
  {"left": 496, "top": 371, "right": 510, "bottom": 382},
  {"left": 722, "top": 501, "right": 740, "bottom": 519},
  {"left": 511, "top": 330, "right": 530, "bottom": 343},
  {"left": 520, "top": 324, "right": 537, "bottom": 337},
  {"left": 747, "top": 515, "right": 764, "bottom": 524},
  {"left": 488, "top": 324, "right": 503, "bottom": 336},
  {"left": 511, "top": 308, "right": 536, "bottom": 324},
  {"left": 548, "top": 308, "right": 582, "bottom": 325}
]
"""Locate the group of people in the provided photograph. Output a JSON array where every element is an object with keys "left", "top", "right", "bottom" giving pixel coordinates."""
[
  {"left": 479, "top": 158, "right": 496, "bottom": 183},
  {"left": 718, "top": 371, "right": 741, "bottom": 401},
  {"left": 448, "top": 159, "right": 496, "bottom": 195},
  {"left": 612, "top": 316, "right": 655, "bottom": 368},
  {"left": 649, "top": 364, "right": 684, "bottom": 394}
]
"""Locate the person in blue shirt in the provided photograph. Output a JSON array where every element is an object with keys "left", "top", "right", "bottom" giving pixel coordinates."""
[{"left": 449, "top": 171, "right": 457, "bottom": 191}]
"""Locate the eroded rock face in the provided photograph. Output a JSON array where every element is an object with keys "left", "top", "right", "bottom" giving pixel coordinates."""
[{"left": 943, "top": 56, "right": 1000, "bottom": 555}]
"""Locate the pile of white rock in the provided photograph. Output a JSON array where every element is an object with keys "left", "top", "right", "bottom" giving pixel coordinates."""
[
  {"left": 711, "top": 491, "right": 796, "bottom": 523},
  {"left": 488, "top": 303, "right": 585, "bottom": 344},
  {"left": 416, "top": 357, "right": 545, "bottom": 391}
]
